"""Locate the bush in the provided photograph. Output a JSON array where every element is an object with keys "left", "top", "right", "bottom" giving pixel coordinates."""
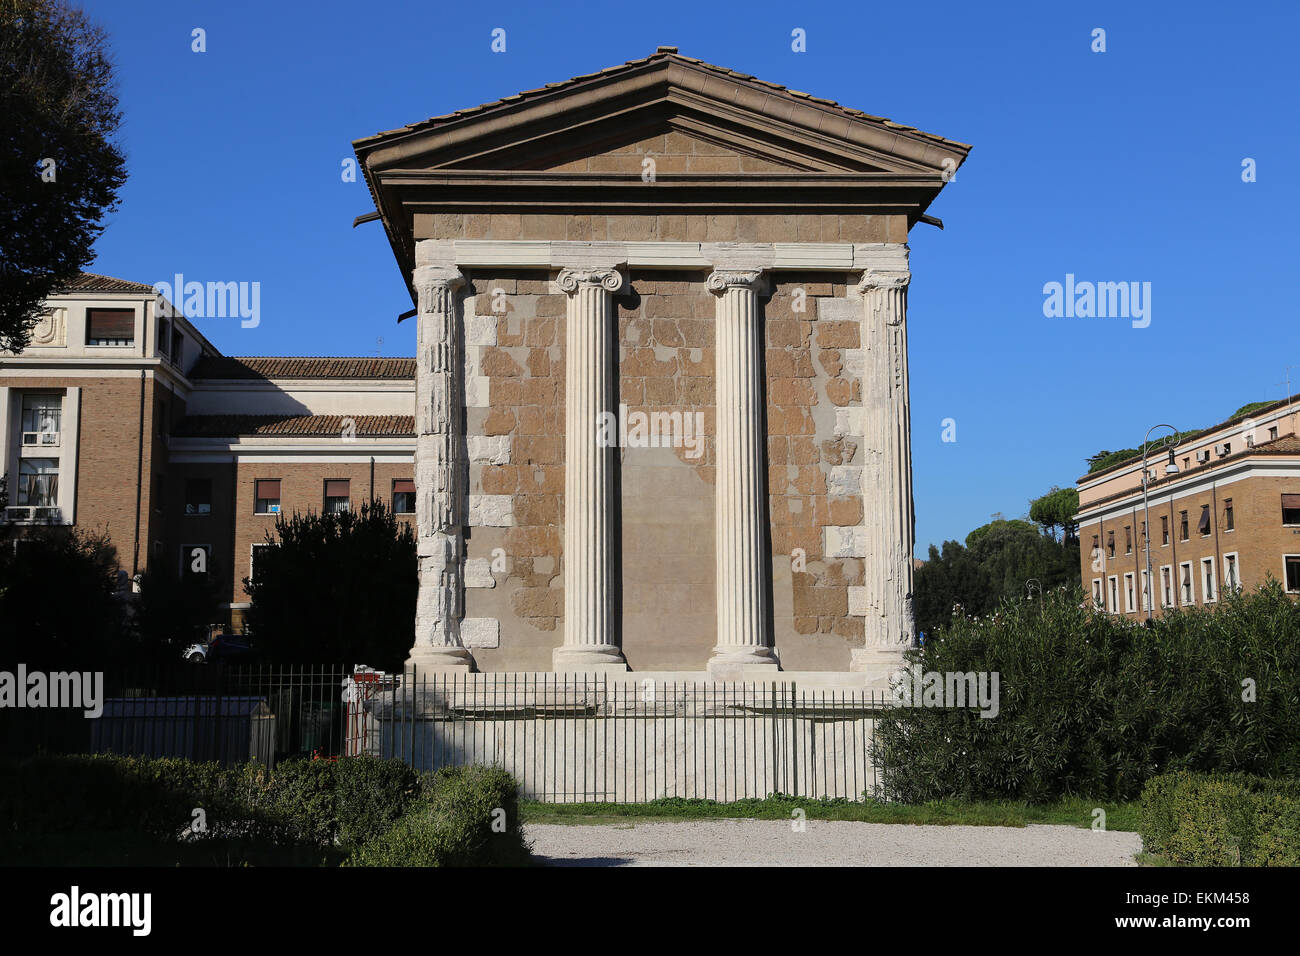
[
  {"left": 348, "top": 765, "right": 532, "bottom": 867},
  {"left": 872, "top": 582, "right": 1300, "bottom": 803},
  {"left": 1140, "top": 771, "right": 1300, "bottom": 866}
]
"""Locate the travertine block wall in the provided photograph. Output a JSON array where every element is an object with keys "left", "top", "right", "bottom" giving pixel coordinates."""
[{"left": 460, "top": 268, "right": 870, "bottom": 671}]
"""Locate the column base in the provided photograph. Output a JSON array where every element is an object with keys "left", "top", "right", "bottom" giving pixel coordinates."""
[
  {"left": 706, "top": 645, "right": 781, "bottom": 680},
  {"left": 405, "top": 646, "right": 476, "bottom": 673},
  {"left": 552, "top": 645, "right": 629, "bottom": 672},
  {"left": 850, "top": 645, "right": 909, "bottom": 690}
]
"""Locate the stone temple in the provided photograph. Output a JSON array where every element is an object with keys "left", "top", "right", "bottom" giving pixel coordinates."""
[{"left": 352, "top": 47, "right": 970, "bottom": 686}]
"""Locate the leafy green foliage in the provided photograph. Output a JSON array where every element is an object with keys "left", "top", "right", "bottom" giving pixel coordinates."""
[
  {"left": 873, "top": 583, "right": 1300, "bottom": 804},
  {"left": 914, "top": 519, "right": 1079, "bottom": 636},
  {"left": 0, "top": 526, "right": 125, "bottom": 668},
  {"left": 1028, "top": 486, "right": 1079, "bottom": 541},
  {"left": 243, "top": 499, "right": 417, "bottom": 668},
  {"left": 0, "top": 0, "right": 128, "bottom": 353},
  {"left": 1140, "top": 772, "right": 1300, "bottom": 866},
  {"left": 347, "top": 765, "right": 532, "bottom": 867}
]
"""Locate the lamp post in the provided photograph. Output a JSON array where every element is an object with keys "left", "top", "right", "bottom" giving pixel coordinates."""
[{"left": 1141, "top": 424, "right": 1180, "bottom": 622}]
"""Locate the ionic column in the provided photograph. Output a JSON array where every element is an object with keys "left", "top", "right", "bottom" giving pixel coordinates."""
[
  {"left": 852, "top": 268, "right": 915, "bottom": 677},
  {"left": 407, "top": 265, "right": 474, "bottom": 671},
  {"left": 554, "top": 267, "right": 628, "bottom": 671},
  {"left": 707, "top": 269, "right": 779, "bottom": 674}
]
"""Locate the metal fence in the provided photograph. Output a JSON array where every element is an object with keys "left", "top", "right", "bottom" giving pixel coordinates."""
[{"left": 1, "top": 664, "right": 892, "bottom": 803}]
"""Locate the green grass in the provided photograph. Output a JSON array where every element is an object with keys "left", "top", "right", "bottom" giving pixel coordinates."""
[{"left": 520, "top": 795, "right": 1140, "bottom": 831}]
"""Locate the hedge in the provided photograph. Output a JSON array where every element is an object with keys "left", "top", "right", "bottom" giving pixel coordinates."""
[
  {"left": 346, "top": 765, "right": 532, "bottom": 867},
  {"left": 871, "top": 582, "right": 1300, "bottom": 803},
  {"left": 1140, "top": 771, "right": 1300, "bottom": 866},
  {"left": 0, "top": 754, "right": 526, "bottom": 866}
]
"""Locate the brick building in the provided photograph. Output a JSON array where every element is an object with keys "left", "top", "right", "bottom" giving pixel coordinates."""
[
  {"left": 1075, "top": 399, "right": 1300, "bottom": 618},
  {"left": 3, "top": 50, "right": 972, "bottom": 683},
  {"left": 0, "top": 273, "right": 418, "bottom": 633}
]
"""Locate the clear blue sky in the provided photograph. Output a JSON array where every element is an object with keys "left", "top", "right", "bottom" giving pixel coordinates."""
[{"left": 78, "top": 0, "right": 1299, "bottom": 556}]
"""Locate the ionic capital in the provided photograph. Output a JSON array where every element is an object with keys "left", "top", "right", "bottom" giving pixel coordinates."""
[
  {"left": 413, "top": 266, "right": 466, "bottom": 314},
  {"left": 707, "top": 269, "right": 767, "bottom": 295},
  {"left": 556, "top": 267, "right": 626, "bottom": 295},
  {"left": 854, "top": 269, "right": 910, "bottom": 295}
]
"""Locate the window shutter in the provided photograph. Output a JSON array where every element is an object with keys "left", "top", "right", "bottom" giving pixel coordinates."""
[
  {"left": 1198, "top": 506, "right": 1211, "bottom": 534},
  {"left": 87, "top": 309, "right": 135, "bottom": 340},
  {"left": 325, "top": 479, "right": 350, "bottom": 498},
  {"left": 1282, "top": 494, "right": 1300, "bottom": 509},
  {"left": 393, "top": 479, "right": 415, "bottom": 494},
  {"left": 255, "top": 479, "right": 280, "bottom": 500}
]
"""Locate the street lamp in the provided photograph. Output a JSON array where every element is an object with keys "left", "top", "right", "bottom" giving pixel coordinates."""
[{"left": 1142, "top": 424, "right": 1180, "bottom": 622}]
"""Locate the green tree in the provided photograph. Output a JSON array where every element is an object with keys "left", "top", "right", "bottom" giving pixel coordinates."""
[
  {"left": 0, "top": 526, "right": 126, "bottom": 667},
  {"left": 1029, "top": 485, "right": 1080, "bottom": 542},
  {"left": 914, "top": 518, "right": 1080, "bottom": 636},
  {"left": 1, "top": 0, "right": 127, "bottom": 353},
  {"left": 243, "top": 500, "right": 416, "bottom": 668},
  {"left": 128, "top": 567, "right": 221, "bottom": 666}
]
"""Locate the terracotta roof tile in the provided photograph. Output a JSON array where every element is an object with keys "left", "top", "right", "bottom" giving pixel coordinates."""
[
  {"left": 58, "top": 272, "right": 158, "bottom": 294},
  {"left": 174, "top": 415, "right": 414, "bottom": 438},
  {"left": 189, "top": 356, "right": 415, "bottom": 380}
]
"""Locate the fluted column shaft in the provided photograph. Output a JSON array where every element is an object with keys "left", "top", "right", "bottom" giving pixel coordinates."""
[
  {"left": 407, "top": 265, "right": 474, "bottom": 671},
  {"left": 555, "top": 267, "right": 629, "bottom": 671},
  {"left": 856, "top": 270, "right": 915, "bottom": 658},
  {"left": 708, "top": 270, "right": 779, "bottom": 673}
]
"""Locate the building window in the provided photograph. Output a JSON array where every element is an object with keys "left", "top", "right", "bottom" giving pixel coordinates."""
[
  {"left": 1179, "top": 511, "right": 1189, "bottom": 541},
  {"left": 1108, "top": 575, "right": 1119, "bottom": 613},
  {"left": 249, "top": 543, "right": 272, "bottom": 585},
  {"left": 1223, "top": 553, "right": 1239, "bottom": 592},
  {"left": 1123, "top": 572, "right": 1136, "bottom": 613},
  {"left": 172, "top": 329, "right": 184, "bottom": 365},
  {"left": 180, "top": 544, "right": 211, "bottom": 581},
  {"left": 20, "top": 394, "right": 62, "bottom": 447},
  {"left": 393, "top": 479, "right": 415, "bottom": 515},
  {"left": 1283, "top": 494, "right": 1300, "bottom": 526},
  {"left": 255, "top": 479, "right": 281, "bottom": 514},
  {"left": 185, "top": 479, "right": 212, "bottom": 515},
  {"left": 1286, "top": 556, "right": 1300, "bottom": 593},
  {"left": 1160, "top": 515, "right": 1169, "bottom": 546},
  {"left": 1201, "top": 557, "right": 1217, "bottom": 603},
  {"left": 1180, "top": 561, "right": 1194, "bottom": 604},
  {"left": 1198, "top": 505, "right": 1212, "bottom": 536},
  {"left": 1107, "top": 531, "right": 1115, "bottom": 558},
  {"left": 1224, "top": 498, "right": 1234, "bottom": 532},
  {"left": 1161, "top": 566, "right": 1173, "bottom": 608},
  {"left": 17, "top": 458, "right": 58, "bottom": 507},
  {"left": 324, "top": 479, "right": 350, "bottom": 514},
  {"left": 1091, "top": 579, "right": 1103, "bottom": 609},
  {"left": 1140, "top": 569, "right": 1151, "bottom": 612},
  {"left": 154, "top": 473, "right": 165, "bottom": 514},
  {"left": 86, "top": 308, "right": 134, "bottom": 346},
  {"left": 157, "top": 317, "right": 171, "bottom": 357},
  {"left": 1124, "top": 526, "right": 1132, "bottom": 554}
]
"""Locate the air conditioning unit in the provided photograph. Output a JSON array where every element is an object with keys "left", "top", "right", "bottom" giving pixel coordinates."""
[
  {"left": 1214, "top": 443, "right": 1230, "bottom": 457},
  {"left": 4, "top": 506, "right": 32, "bottom": 522},
  {"left": 33, "top": 507, "right": 61, "bottom": 523},
  {"left": 1195, "top": 449, "right": 1211, "bottom": 463},
  {"left": 21, "top": 431, "right": 59, "bottom": 447}
]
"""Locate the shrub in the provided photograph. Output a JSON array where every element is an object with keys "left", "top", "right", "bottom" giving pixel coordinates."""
[
  {"left": 872, "top": 582, "right": 1300, "bottom": 803},
  {"left": 348, "top": 765, "right": 532, "bottom": 867},
  {"left": 1140, "top": 771, "right": 1300, "bottom": 866}
]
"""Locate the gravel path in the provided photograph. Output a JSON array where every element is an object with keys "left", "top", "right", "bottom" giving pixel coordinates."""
[{"left": 526, "top": 819, "right": 1142, "bottom": 866}]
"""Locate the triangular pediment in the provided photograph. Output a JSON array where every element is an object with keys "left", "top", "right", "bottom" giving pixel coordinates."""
[{"left": 356, "top": 51, "right": 970, "bottom": 177}]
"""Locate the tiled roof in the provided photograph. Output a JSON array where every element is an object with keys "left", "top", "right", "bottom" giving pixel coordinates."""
[
  {"left": 1079, "top": 397, "right": 1299, "bottom": 482},
  {"left": 59, "top": 272, "right": 158, "bottom": 294},
  {"left": 188, "top": 356, "right": 416, "bottom": 380},
  {"left": 173, "top": 415, "right": 414, "bottom": 438},
  {"left": 356, "top": 48, "right": 971, "bottom": 151}
]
